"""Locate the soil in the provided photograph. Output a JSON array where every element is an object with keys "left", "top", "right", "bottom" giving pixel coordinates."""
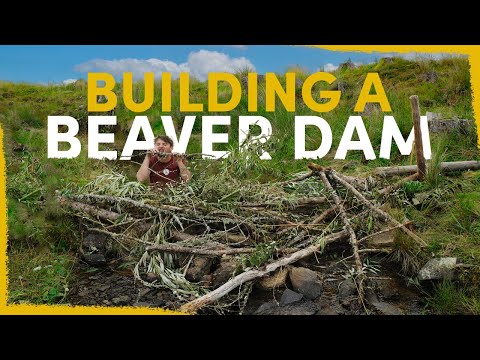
[{"left": 66, "top": 242, "right": 426, "bottom": 315}]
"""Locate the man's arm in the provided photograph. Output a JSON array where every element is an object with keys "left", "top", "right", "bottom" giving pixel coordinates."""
[
  {"left": 137, "top": 152, "right": 151, "bottom": 183},
  {"left": 176, "top": 155, "right": 191, "bottom": 183}
]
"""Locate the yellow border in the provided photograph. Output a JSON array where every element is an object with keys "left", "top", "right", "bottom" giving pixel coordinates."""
[{"left": 0, "top": 45, "right": 478, "bottom": 315}]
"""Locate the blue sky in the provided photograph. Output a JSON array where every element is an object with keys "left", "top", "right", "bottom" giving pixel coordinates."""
[{"left": 0, "top": 45, "right": 439, "bottom": 84}]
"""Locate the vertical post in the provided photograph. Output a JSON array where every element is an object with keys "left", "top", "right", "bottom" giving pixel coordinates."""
[{"left": 410, "top": 95, "right": 426, "bottom": 180}]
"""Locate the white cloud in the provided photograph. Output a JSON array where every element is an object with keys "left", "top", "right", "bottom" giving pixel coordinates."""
[
  {"left": 230, "top": 45, "right": 248, "bottom": 50},
  {"left": 74, "top": 50, "right": 255, "bottom": 81},
  {"left": 63, "top": 78, "right": 77, "bottom": 85},
  {"left": 322, "top": 63, "right": 338, "bottom": 72}
]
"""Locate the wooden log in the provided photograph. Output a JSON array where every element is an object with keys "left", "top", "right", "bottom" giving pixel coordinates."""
[
  {"left": 146, "top": 243, "right": 255, "bottom": 256},
  {"left": 178, "top": 230, "right": 348, "bottom": 314},
  {"left": 59, "top": 196, "right": 131, "bottom": 222},
  {"left": 375, "top": 161, "right": 480, "bottom": 177},
  {"left": 410, "top": 95, "right": 426, "bottom": 180}
]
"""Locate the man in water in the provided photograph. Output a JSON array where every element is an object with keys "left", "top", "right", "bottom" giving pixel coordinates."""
[{"left": 136, "top": 135, "right": 191, "bottom": 186}]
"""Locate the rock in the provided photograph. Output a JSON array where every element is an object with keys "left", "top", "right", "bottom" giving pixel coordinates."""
[
  {"left": 256, "top": 300, "right": 317, "bottom": 315},
  {"left": 257, "top": 268, "right": 288, "bottom": 290},
  {"left": 83, "top": 253, "right": 106, "bottom": 267},
  {"left": 112, "top": 295, "right": 130, "bottom": 305},
  {"left": 428, "top": 118, "right": 474, "bottom": 134},
  {"left": 280, "top": 289, "right": 304, "bottom": 306},
  {"left": 289, "top": 267, "right": 323, "bottom": 299},
  {"left": 418, "top": 258, "right": 457, "bottom": 281},
  {"left": 412, "top": 192, "right": 429, "bottom": 206},
  {"left": 83, "top": 232, "right": 107, "bottom": 252},
  {"left": 371, "top": 301, "right": 404, "bottom": 315},
  {"left": 426, "top": 112, "right": 442, "bottom": 122},
  {"left": 366, "top": 231, "right": 395, "bottom": 248},
  {"left": 338, "top": 279, "right": 356, "bottom": 300},
  {"left": 254, "top": 301, "right": 278, "bottom": 314},
  {"left": 212, "top": 259, "right": 237, "bottom": 288},
  {"left": 185, "top": 257, "right": 213, "bottom": 283}
]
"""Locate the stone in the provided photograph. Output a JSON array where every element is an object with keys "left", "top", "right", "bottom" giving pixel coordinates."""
[
  {"left": 254, "top": 301, "right": 278, "bottom": 314},
  {"left": 112, "top": 295, "right": 130, "bottom": 305},
  {"left": 185, "top": 257, "right": 213, "bottom": 283},
  {"left": 257, "top": 268, "right": 288, "bottom": 290},
  {"left": 338, "top": 279, "right": 356, "bottom": 300},
  {"left": 371, "top": 301, "right": 404, "bottom": 315},
  {"left": 280, "top": 289, "right": 304, "bottom": 306},
  {"left": 289, "top": 267, "right": 323, "bottom": 299},
  {"left": 418, "top": 258, "right": 457, "bottom": 281},
  {"left": 366, "top": 232, "right": 395, "bottom": 248},
  {"left": 83, "top": 232, "right": 107, "bottom": 252},
  {"left": 83, "top": 253, "right": 106, "bottom": 267}
]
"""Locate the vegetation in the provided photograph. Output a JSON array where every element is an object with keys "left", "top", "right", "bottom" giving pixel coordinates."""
[{"left": 1, "top": 56, "right": 479, "bottom": 313}]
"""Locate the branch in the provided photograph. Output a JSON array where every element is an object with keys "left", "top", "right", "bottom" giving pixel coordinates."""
[
  {"left": 179, "top": 230, "right": 348, "bottom": 314},
  {"left": 328, "top": 170, "right": 427, "bottom": 247}
]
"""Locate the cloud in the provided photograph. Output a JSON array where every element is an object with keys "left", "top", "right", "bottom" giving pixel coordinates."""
[
  {"left": 74, "top": 50, "right": 255, "bottom": 81},
  {"left": 322, "top": 63, "right": 338, "bottom": 72},
  {"left": 63, "top": 78, "right": 77, "bottom": 85},
  {"left": 230, "top": 45, "right": 248, "bottom": 50}
]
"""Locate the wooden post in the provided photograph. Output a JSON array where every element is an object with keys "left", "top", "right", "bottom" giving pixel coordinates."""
[{"left": 410, "top": 95, "right": 426, "bottom": 180}]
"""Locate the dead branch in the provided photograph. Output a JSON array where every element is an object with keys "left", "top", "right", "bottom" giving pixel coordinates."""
[
  {"left": 375, "top": 161, "right": 480, "bottom": 177},
  {"left": 179, "top": 230, "right": 348, "bottom": 314},
  {"left": 378, "top": 173, "right": 419, "bottom": 196},
  {"left": 328, "top": 170, "right": 427, "bottom": 247},
  {"left": 59, "top": 196, "right": 132, "bottom": 223},
  {"left": 410, "top": 95, "right": 426, "bottom": 180},
  {"left": 317, "top": 170, "right": 365, "bottom": 299},
  {"left": 279, "top": 171, "right": 314, "bottom": 185},
  {"left": 358, "top": 221, "right": 412, "bottom": 244}
]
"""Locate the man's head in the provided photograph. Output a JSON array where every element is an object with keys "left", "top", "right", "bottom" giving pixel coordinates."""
[{"left": 154, "top": 135, "right": 174, "bottom": 154}]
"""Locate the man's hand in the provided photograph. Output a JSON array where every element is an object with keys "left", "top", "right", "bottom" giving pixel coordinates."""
[{"left": 173, "top": 152, "right": 186, "bottom": 164}]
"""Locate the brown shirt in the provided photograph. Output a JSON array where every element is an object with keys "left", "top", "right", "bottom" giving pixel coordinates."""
[{"left": 149, "top": 155, "right": 185, "bottom": 185}]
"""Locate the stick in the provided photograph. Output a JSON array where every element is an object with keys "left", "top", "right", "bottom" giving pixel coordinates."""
[
  {"left": 410, "top": 95, "right": 426, "bottom": 180},
  {"left": 179, "top": 230, "right": 348, "bottom": 314},
  {"left": 317, "top": 170, "right": 364, "bottom": 299},
  {"left": 279, "top": 171, "right": 314, "bottom": 185},
  {"left": 329, "top": 170, "right": 427, "bottom": 247},
  {"left": 378, "top": 173, "right": 419, "bottom": 196},
  {"left": 357, "top": 221, "right": 412, "bottom": 244}
]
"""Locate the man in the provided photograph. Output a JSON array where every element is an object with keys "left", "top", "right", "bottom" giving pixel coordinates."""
[{"left": 136, "top": 135, "right": 191, "bottom": 186}]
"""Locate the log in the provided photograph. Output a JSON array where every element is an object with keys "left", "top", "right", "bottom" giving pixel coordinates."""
[
  {"left": 59, "top": 196, "right": 131, "bottom": 223},
  {"left": 178, "top": 230, "right": 348, "bottom": 314},
  {"left": 146, "top": 243, "right": 255, "bottom": 256},
  {"left": 375, "top": 161, "right": 480, "bottom": 177},
  {"left": 410, "top": 95, "right": 426, "bottom": 180}
]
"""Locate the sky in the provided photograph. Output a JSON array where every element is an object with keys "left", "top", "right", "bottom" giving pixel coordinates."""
[{"left": 0, "top": 45, "right": 448, "bottom": 84}]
